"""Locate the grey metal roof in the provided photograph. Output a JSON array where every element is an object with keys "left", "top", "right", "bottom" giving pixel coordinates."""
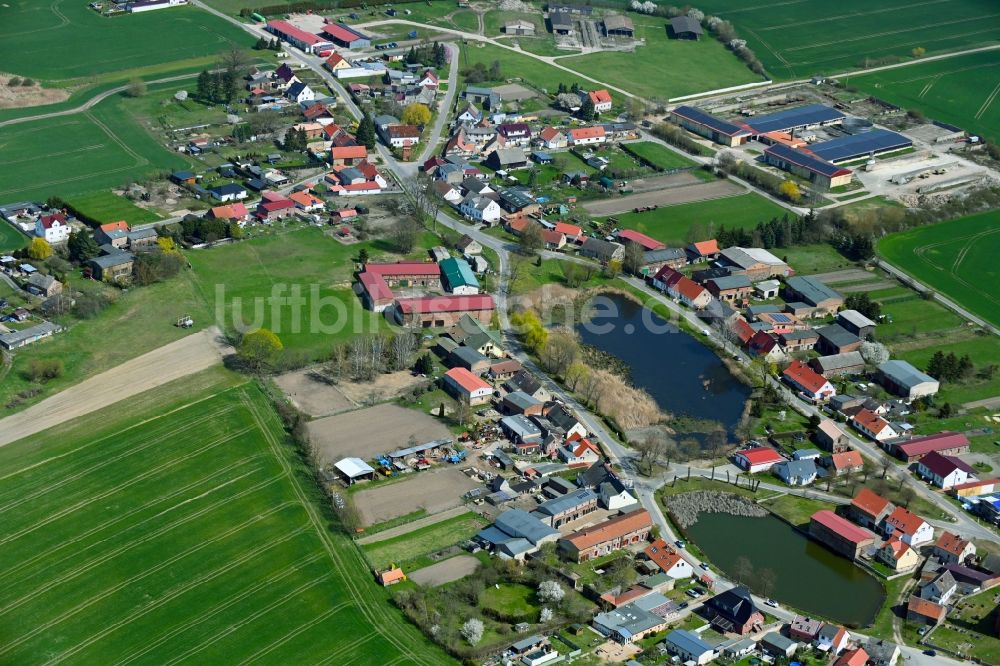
[
  {"left": 671, "top": 105, "right": 749, "bottom": 138},
  {"left": 501, "top": 414, "right": 541, "bottom": 437},
  {"left": 0, "top": 321, "right": 61, "bottom": 349},
  {"left": 504, "top": 390, "right": 541, "bottom": 411},
  {"left": 493, "top": 509, "right": 559, "bottom": 544},
  {"left": 534, "top": 488, "right": 596, "bottom": 517},
  {"left": 762, "top": 631, "right": 797, "bottom": 651},
  {"left": 670, "top": 16, "right": 703, "bottom": 35},
  {"left": 838, "top": 309, "right": 877, "bottom": 330},
  {"left": 664, "top": 629, "right": 713, "bottom": 656},
  {"left": 450, "top": 345, "right": 488, "bottom": 367},
  {"left": 89, "top": 251, "right": 134, "bottom": 269},
  {"left": 785, "top": 275, "right": 842, "bottom": 306},
  {"left": 746, "top": 103, "right": 845, "bottom": 135},
  {"left": 813, "top": 351, "right": 865, "bottom": 371},
  {"left": 816, "top": 324, "right": 860, "bottom": 348},
  {"left": 643, "top": 248, "right": 686, "bottom": 263},
  {"left": 709, "top": 275, "right": 752, "bottom": 290},
  {"left": 878, "top": 360, "right": 937, "bottom": 389}
]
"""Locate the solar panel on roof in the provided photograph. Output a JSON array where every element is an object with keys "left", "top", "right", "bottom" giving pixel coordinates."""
[
  {"left": 808, "top": 129, "right": 912, "bottom": 163},
  {"left": 772, "top": 314, "right": 791, "bottom": 323},
  {"left": 764, "top": 144, "right": 849, "bottom": 178},
  {"left": 672, "top": 105, "right": 749, "bottom": 137},
  {"left": 745, "top": 104, "right": 845, "bottom": 134}
]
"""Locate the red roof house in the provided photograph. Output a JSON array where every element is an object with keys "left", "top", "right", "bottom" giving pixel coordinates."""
[
  {"left": 893, "top": 431, "right": 970, "bottom": 462},
  {"left": 782, "top": 360, "right": 835, "bottom": 402},
  {"left": 617, "top": 229, "right": 665, "bottom": 251},
  {"left": 733, "top": 446, "right": 784, "bottom": 473}
]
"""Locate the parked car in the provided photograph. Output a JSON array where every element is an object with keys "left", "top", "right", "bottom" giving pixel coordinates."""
[
  {"left": 675, "top": 540, "right": 685, "bottom": 548},
  {"left": 698, "top": 563, "right": 710, "bottom": 571},
  {"left": 678, "top": 601, "right": 689, "bottom": 609},
  {"left": 764, "top": 598, "right": 779, "bottom": 608}
]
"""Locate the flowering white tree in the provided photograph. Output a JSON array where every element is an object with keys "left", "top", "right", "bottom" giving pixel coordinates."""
[
  {"left": 540, "top": 607, "right": 554, "bottom": 622},
  {"left": 461, "top": 618, "right": 484, "bottom": 645},
  {"left": 687, "top": 8, "right": 705, "bottom": 21},
  {"left": 861, "top": 341, "right": 890, "bottom": 365},
  {"left": 537, "top": 580, "right": 565, "bottom": 604}
]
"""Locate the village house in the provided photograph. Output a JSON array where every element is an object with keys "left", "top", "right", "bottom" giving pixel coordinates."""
[
  {"left": 651, "top": 266, "right": 712, "bottom": 309},
  {"left": 557, "top": 439, "right": 601, "bottom": 467},
  {"left": 536, "top": 126, "right": 568, "bottom": 150},
  {"left": 705, "top": 275, "right": 753, "bottom": 303},
  {"left": 88, "top": 250, "right": 134, "bottom": 283},
  {"left": 747, "top": 331, "right": 785, "bottom": 363},
  {"left": 761, "top": 632, "right": 798, "bottom": 660},
  {"left": 810, "top": 351, "right": 866, "bottom": 378},
  {"left": 25, "top": 273, "right": 63, "bottom": 298},
  {"left": 919, "top": 570, "right": 958, "bottom": 605},
  {"left": 534, "top": 488, "right": 598, "bottom": 528},
  {"left": 686, "top": 239, "right": 719, "bottom": 263},
  {"left": 640, "top": 248, "right": 687, "bottom": 275},
  {"left": 906, "top": 596, "right": 945, "bottom": 627},
  {"left": 209, "top": 202, "right": 251, "bottom": 225},
  {"left": 559, "top": 508, "right": 652, "bottom": 562},
  {"left": 35, "top": 212, "right": 71, "bottom": 244},
  {"left": 456, "top": 234, "right": 482, "bottom": 255},
  {"left": 703, "top": 587, "right": 764, "bottom": 636},
  {"left": 443, "top": 367, "right": 493, "bottom": 405},
  {"left": 789, "top": 616, "right": 823, "bottom": 642},
  {"left": 809, "top": 509, "right": 877, "bottom": 560},
  {"left": 815, "top": 623, "right": 850, "bottom": 654},
  {"left": 866, "top": 639, "right": 900, "bottom": 666},
  {"left": 850, "top": 408, "right": 897, "bottom": 442},
  {"left": 95, "top": 220, "right": 130, "bottom": 248},
  {"left": 891, "top": 431, "right": 970, "bottom": 463},
  {"left": 568, "top": 126, "right": 606, "bottom": 146},
  {"left": 580, "top": 237, "right": 624, "bottom": 264},
  {"left": 661, "top": 630, "right": 714, "bottom": 665},
  {"left": 488, "top": 359, "right": 522, "bottom": 382},
  {"left": 848, "top": 488, "right": 895, "bottom": 531},
  {"left": 823, "top": 450, "right": 864, "bottom": 476},
  {"left": 816, "top": 418, "right": 849, "bottom": 452},
  {"left": 592, "top": 593, "right": 671, "bottom": 644},
  {"left": 877, "top": 535, "right": 920, "bottom": 571},
  {"left": 774, "top": 458, "right": 817, "bottom": 486},
  {"left": 476, "top": 509, "right": 559, "bottom": 560},
  {"left": 917, "top": 451, "right": 976, "bottom": 490},
  {"left": 643, "top": 539, "right": 694, "bottom": 580},
  {"left": 835, "top": 648, "right": 869, "bottom": 666},
  {"left": 380, "top": 124, "right": 421, "bottom": 148},
  {"left": 733, "top": 446, "right": 784, "bottom": 473},
  {"left": 933, "top": 531, "right": 976, "bottom": 564},
  {"left": 782, "top": 360, "right": 836, "bottom": 402},
  {"left": 883, "top": 506, "right": 934, "bottom": 547},
  {"left": 458, "top": 194, "right": 503, "bottom": 223}
]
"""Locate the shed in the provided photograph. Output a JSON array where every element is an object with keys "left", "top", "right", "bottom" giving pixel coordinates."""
[{"left": 333, "top": 457, "right": 375, "bottom": 483}]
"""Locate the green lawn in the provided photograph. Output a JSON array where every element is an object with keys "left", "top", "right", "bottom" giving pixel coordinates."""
[
  {"left": 877, "top": 297, "right": 966, "bottom": 341},
  {"left": 763, "top": 494, "right": 836, "bottom": 528},
  {"left": 64, "top": 191, "right": 163, "bottom": 226},
  {"left": 695, "top": 0, "right": 1000, "bottom": 79},
  {"left": 188, "top": 227, "right": 413, "bottom": 361},
  {"left": 480, "top": 583, "right": 538, "bottom": 620},
  {"left": 458, "top": 43, "right": 589, "bottom": 93},
  {"left": 0, "top": 4, "right": 251, "bottom": 81},
  {"left": 879, "top": 209, "right": 1000, "bottom": 329},
  {"left": 896, "top": 334, "right": 1000, "bottom": 404},
  {"left": 621, "top": 141, "right": 698, "bottom": 171},
  {"left": 560, "top": 13, "right": 761, "bottom": 99},
  {"left": 778, "top": 243, "right": 855, "bottom": 275},
  {"left": 0, "top": 374, "right": 453, "bottom": 665},
  {"left": 361, "top": 511, "right": 488, "bottom": 571},
  {"left": 0, "top": 222, "right": 29, "bottom": 252},
  {"left": 844, "top": 50, "right": 1000, "bottom": 142},
  {"left": 450, "top": 9, "right": 480, "bottom": 33},
  {"left": 609, "top": 191, "right": 791, "bottom": 247},
  {"left": 508, "top": 257, "right": 615, "bottom": 295},
  {"left": 0, "top": 91, "right": 193, "bottom": 203},
  {"left": 931, "top": 586, "right": 1000, "bottom": 663}
]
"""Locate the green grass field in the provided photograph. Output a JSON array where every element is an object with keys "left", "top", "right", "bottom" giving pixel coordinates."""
[
  {"left": 844, "top": 50, "right": 1000, "bottom": 141},
  {"left": 695, "top": 0, "right": 1000, "bottom": 79},
  {"left": 877, "top": 297, "right": 966, "bottom": 341},
  {"left": 64, "top": 191, "right": 163, "bottom": 226},
  {"left": 560, "top": 13, "right": 761, "bottom": 99},
  {"left": 609, "top": 191, "right": 790, "bottom": 246},
  {"left": 879, "top": 209, "right": 1000, "bottom": 329},
  {"left": 458, "top": 43, "right": 589, "bottom": 93},
  {"left": 0, "top": 372, "right": 452, "bottom": 665},
  {"left": 0, "top": 222, "right": 29, "bottom": 252},
  {"left": 1, "top": 3, "right": 251, "bottom": 81},
  {"left": 896, "top": 334, "right": 1000, "bottom": 404},
  {"left": 361, "top": 512, "right": 487, "bottom": 570},
  {"left": 622, "top": 141, "right": 698, "bottom": 171},
  {"left": 0, "top": 93, "right": 192, "bottom": 203}
]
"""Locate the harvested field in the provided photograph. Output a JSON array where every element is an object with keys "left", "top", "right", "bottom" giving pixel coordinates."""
[
  {"left": 336, "top": 370, "right": 430, "bottom": 406},
  {"left": 274, "top": 369, "right": 355, "bottom": 418},
  {"left": 353, "top": 468, "right": 480, "bottom": 526},
  {"left": 492, "top": 83, "right": 538, "bottom": 101},
  {"left": 625, "top": 172, "right": 702, "bottom": 194},
  {"left": 307, "top": 403, "right": 451, "bottom": 461},
  {"left": 811, "top": 268, "right": 880, "bottom": 284},
  {"left": 409, "top": 556, "right": 481, "bottom": 587},
  {"left": 583, "top": 180, "right": 742, "bottom": 216}
]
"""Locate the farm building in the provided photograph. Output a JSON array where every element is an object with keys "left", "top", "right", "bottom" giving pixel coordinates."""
[
  {"left": 815, "top": 324, "right": 861, "bottom": 355},
  {"left": 333, "top": 457, "right": 375, "bottom": 484},
  {"left": 321, "top": 22, "right": 372, "bottom": 49},
  {"left": 0, "top": 321, "right": 62, "bottom": 351},
  {"left": 876, "top": 360, "right": 940, "bottom": 401},
  {"left": 744, "top": 104, "right": 846, "bottom": 136},
  {"left": 503, "top": 19, "right": 535, "bottom": 36},
  {"left": 809, "top": 129, "right": 912, "bottom": 164},
  {"left": 602, "top": 14, "right": 634, "bottom": 37},
  {"left": 558, "top": 508, "right": 652, "bottom": 562},
  {"left": 439, "top": 257, "right": 480, "bottom": 294},
  {"left": 476, "top": 509, "right": 560, "bottom": 560},
  {"left": 809, "top": 510, "right": 876, "bottom": 560},
  {"left": 783, "top": 276, "right": 843, "bottom": 315},
  {"left": 549, "top": 12, "right": 574, "bottom": 35},
  {"left": 763, "top": 144, "right": 853, "bottom": 189},
  {"left": 128, "top": 0, "right": 188, "bottom": 12},
  {"left": 393, "top": 294, "right": 495, "bottom": 328},
  {"left": 266, "top": 20, "right": 326, "bottom": 53},
  {"left": 891, "top": 432, "right": 970, "bottom": 463},
  {"left": 670, "top": 105, "right": 750, "bottom": 146},
  {"left": 733, "top": 446, "right": 784, "bottom": 473},
  {"left": 718, "top": 246, "right": 791, "bottom": 281},
  {"left": 443, "top": 367, "right": 493, "bottom": 405},
  {"left": 669, "top": 15, "right": 703, "bottom": 40}
]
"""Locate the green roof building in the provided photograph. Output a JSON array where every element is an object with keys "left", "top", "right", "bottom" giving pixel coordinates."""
[{"left": 439, "top": 257, "right": 480, "bottom": 294}]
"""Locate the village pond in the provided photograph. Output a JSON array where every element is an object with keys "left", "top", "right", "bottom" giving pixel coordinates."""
[
  {"left": 686, "top": 512, "right": 886, "bottom": 626},
  {"left": 575, "top": 293, "right": 750, "bottom": 435}
]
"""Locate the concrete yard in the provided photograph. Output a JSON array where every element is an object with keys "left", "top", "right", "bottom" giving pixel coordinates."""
[
  {"left": 307, "top": 403, "right": 452, "bottom": 462},
  {"left": 408, "top": 555, "right": 481, "bottom": 587},
  {"left": 583, "top": 179, "right": 742, "bottom": 216},
  {"left": 353, "top": 467, "right": 480, "bottom": 526}
]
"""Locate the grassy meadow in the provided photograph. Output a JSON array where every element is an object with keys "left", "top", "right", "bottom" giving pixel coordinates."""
[
  {"left": 64, "top": 191, "right": 163, "bottom": 226},
  {"left": 0, "top": 373, "right": 453, "bottom": 665}
]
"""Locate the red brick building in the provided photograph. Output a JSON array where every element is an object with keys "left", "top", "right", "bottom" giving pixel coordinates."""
[{"left": 558, "top": 508, "right": 652, "bottom": 562}]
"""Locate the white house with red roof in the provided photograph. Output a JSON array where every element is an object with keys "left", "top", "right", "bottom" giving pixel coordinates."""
[
  {"left": 916, "top": 451, "right": 976, "bottom": 489},
  {"left": 733, "top": 446, "right": 785, "bottom": 473},
  {"left": 443, "top": 366, "right": 493, "bottom": 405},
  {"left": 35, "top": 213, "right": 71, "bottom": 244},
  {"left": 587, "top": 89, "right": 613, "bottom": 113},
  {"left": 933, "top": 531, "right": 976, "bottom": 564},
  {"left": 536, "top": 126, "right": 569, "bottom": 150},
  {"left": 568, "top": 126, "right": 606, "bottom": 146},
  {"left": 417, "top": 69, "right": 439, "bottom": 88},
  {"left": 644, "top": 539, "right": 694, "bottom": 580},
  {"left": 883, "top": 506, "right": 933, "bottom": 547},
  {"left": 782, "top": 360, "right": 836, "bottom": 402},
  {"left": 557, "top": 439, "right": 601, "bottom": 467},
  {"left": 850, "top": 408, "right": 898, "bottom": 442},
  {"left": 651, "top": 266, "right": 712, "bottom": 309}
]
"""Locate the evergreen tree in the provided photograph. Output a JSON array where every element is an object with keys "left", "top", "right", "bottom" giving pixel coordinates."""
[
  {"left": 579, "top": 95, "right": 595, "bottom": 121},
  {"left": 220, "top": 71, "right": 237, "bottom": 104},
  {"left": 356, "top": 112, "right": 376, "bottom": 149},
  {"left": 406, "top": 46, "right": 417, "bottom": 64},
  {"left": 67, "top": 231, "right": 99, "bottom": 263},
  {"left": 196, "top": 70, "right": 212, "bottom": 102}
]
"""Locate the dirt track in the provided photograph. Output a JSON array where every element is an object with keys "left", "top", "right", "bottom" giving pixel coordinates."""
[
  {"left": 0, "top": 328, "right": 229, "bottom": 447},
  {"left": 583, "top": 180, "right": 742, "bottom": 216},
  {"left": 408, "top": 555, "right": 481, "bottom": 587}
]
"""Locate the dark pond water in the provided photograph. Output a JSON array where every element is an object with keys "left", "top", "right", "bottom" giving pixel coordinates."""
[
  {"left": 575, "top": 293, "right": 750, "bottom": 433},
  {"left": 686, "top": 512, "right": 886, "bottom": 626}
]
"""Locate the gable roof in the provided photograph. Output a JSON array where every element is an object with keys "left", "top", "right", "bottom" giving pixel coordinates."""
[
  {"left": 935, "top": 531, "right": 972, "bottom": 557},
  {"left": 704, "top": 587, "right": 760, "bottom": 625},
  {"left": 907, "top": 595, "right": 945, "bottom": 621},
  {"left": 885, "top": 506, "right": 928, "bottom": 536},
  {"left": 562, "top": 508, "right": 651, "bottom": 550},
  {"left": 689, "top": 239, "right": 719, "bottom": 256},
  {"left": 444, "top": 367, "right": 491, "bottom": 393},
  {"left": 569, "top": 126, "right": 606, "bottom": 141},
  {"left": 617, "top": 229, "right": 664, "bottom": 251},
  {"left": 735, "top": 446, "right": 784, "bottom": 466},
  {"left": 834, "top": 648, "right": 868, "bottom": 666},
  {"left": 830, "top": 450, "right": 863, "bottom": 471},
  {"left": 783, "top": 360, "right": 830, "bottom": 395},
  {"left": 852, "top": 487, "right": 892, "bottom": 519},
  {"left": 812, "top": 509, "right": 876, "bottom": 544},
  {"left": 588, "top": 89, "right": 612, "bottom": 105},
  {"left": 918, "top": 450, "right": 976, "bottom": 477},
  {"left": 895, "top": 431, "right": 969, "bottom": 458}
]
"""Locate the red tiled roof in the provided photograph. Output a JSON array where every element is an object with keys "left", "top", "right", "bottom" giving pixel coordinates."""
[
  {"left": 99, "top": 221, "right": 129, "bottom": 232},
  {"left": 617, "top": 229, "right": 665, "bottom": 251},
  {"left": 39, "top": 213, "right": 66, "bottom": 229},
  {"left": 782, "top": 360, "right": 830, "bottom": 395},
  {"left": 359, "top": 271, "right": 393, "bottom": 302},
  {"left": 562, "top": 508, "right": 651, "bottom": 550},
  {"left": 554, "top": 222, "right": 582, "bottom": 237},
  {"left": 366, "top": 261, "right": 440, "bottom": 277},
  {"left": 331, "top": 145, "right": 368, "bottom": 160},
  {"left": 259, "top": 200, "right": 295, "bottom": 213},
  {"left": 644, "top": 538, "right": 685, "bottom": 572},
  {"left": 881, "top": 534, "right": 911, "bottom": 560},
  {"left": 541, "top": 229, "right": 564, "bottom": 246},
  {"left": 748, "top": 330, "right": 778, "bottom": 354},
  {"left": 834, "top": 648, "right": 868, "bottom": 666},
  {"left": 690, "top": 239, "right": 719, "bottom": 256},
  {"left": 588, "top": 89, "right": 612, "bottom": 104},
  {"left": 907, "top": 596, "right": 945, "bottom": 621},
  {"left": 569, "top": 126, "right": 606, "bottom": 140},
  {"left": 210, "top": 203, "right": 249, "bottom": 220},
  {"left": 322, "top": 23, "right": 365, "bottom": 43},
  {"left": 267, "top": 20, "right": 322, "bottom": 46},
  {"left": 325, "top": 53, "right": 348, "bottom": 67},
  {"left": 396, "top": 294, "right": 495, "bottom": 314},
  {"left": 444, "top": 367, "right": 491, "bottom": 393},
  {"left": 732, "top": 318, "right": 755, "bottom": 345},
  {"left": 852, "top": 408, "right": 890, "bottom": 434},
  {"left": 811, "top": 509, "right": 876, "bottom": 545},
  {"left": 935, "top": 531, "right": 971, "bottom": 557},
  {"left": 885, "top": 506, "right": 927, "bottom": 537},
  {"left": 830, "top": 450, "right": 863, "bottom": 471},
  {"left": 539, "top": 126, "right": 564, "bottom": 142},
  {"left": 386, "top": 124, "right": 421, "bottom": 138},
  {"left": 735, "top": 446, "right": 784, "bottom": 466},
  {"left": 851, "top": 488, "right": 892, "bottom": 519},
  {"left": 896, "top": 432, "right": 970, "bottom": 457}
]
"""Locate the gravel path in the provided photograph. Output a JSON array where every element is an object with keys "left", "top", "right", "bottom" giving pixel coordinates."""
[{"left": 0, "top": 327, "right": 229, "bottom": 447}]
